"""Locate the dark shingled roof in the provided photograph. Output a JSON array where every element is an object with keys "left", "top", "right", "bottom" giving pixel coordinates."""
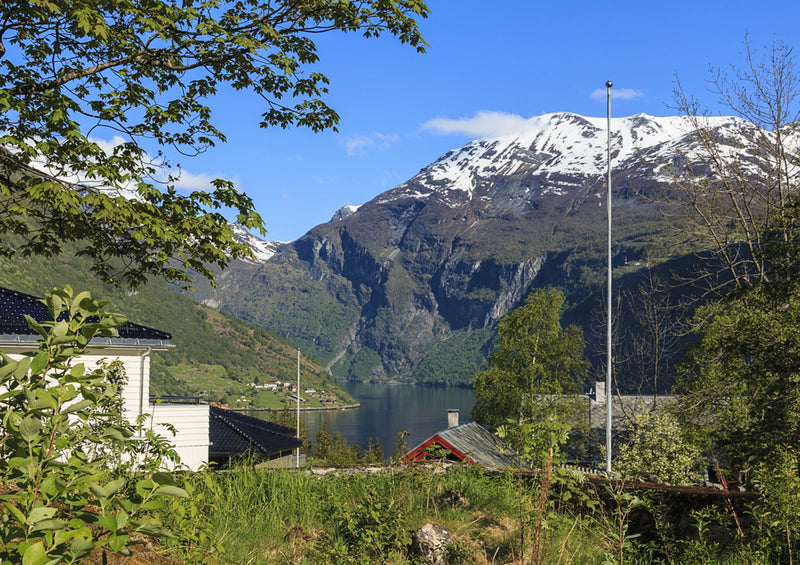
[
  {"left": 209, "top": 406, "right": 302, "bottom": 458},
  {"left": 0, "top": 286, "right": 171, "bottom": 341}
]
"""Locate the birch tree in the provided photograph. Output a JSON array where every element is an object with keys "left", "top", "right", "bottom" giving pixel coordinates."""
[{"left": 670, "top": 36, "right": 800, "bottom": 297}]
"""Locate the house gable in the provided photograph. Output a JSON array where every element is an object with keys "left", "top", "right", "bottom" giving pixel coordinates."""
[
  {"left": 406, "top": 422, "right": 526, "bottom": 469},
  {"left": 0, "top": 286, "right": 212, "bottom": 470},
  {"left": 0, "top": 286, "right": 304, "bottom": 471}
]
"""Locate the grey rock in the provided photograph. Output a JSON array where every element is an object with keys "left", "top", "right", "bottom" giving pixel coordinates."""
[{"left": 412, "top": 523, "right": 451, "bottom": 565}]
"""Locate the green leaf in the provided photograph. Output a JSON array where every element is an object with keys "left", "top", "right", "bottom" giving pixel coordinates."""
[
  {"left": 53, "top": 527, "right": 72, "bottom": 547},
  {"left": 40, "top": 476, "right": 67, "bottom": 498},
  {"left": 65, "top": 399, "right": 94, "bottom": 413},
  {"left": 28, "top": 507, "right": 57, "bottom": 525},
  {"left": 107, "top": 533, "right": 129, "bottom": 552},
  {"left": 30, "top": 351, "right": 50, "bottom": 375},
  {"left": 153, "top": 485, "right": 189, "bottom": 498},
  {"left": 71, "top": 291, "right": 92, "bottom": 316},
  {"left": 20, "top": 416, "right": 42, "bottom": 442},
  {"left": 89, "top": 483, "right": 108, "bottom": 500},
  {"left": 69, "top": 524, "right": 92, "bottom": 539},
  {"left": 13, "top": 357, "right": 31, "bottom": 380},
  {"left": 69, "top": 538, "right": 96, "bottom": 560},
  {"left": 138, "top": 499, "right": 167, "bottom": 511},
  {"left": 101, "top": 427, "right": 130, "bottom": 441},
  {"left": 105, "top": 478, "right": 127, "bottom": 496},
  {"left": 115, "top": 509, "right": 128, "bottom": 530},
  {"left": 51, "top": 334, "right": 76, "bottom": 346},
  {"left": 8, "top": 456, "right": 31, "bottom": 468},
  {"left": 0, "top": 357, "right": 18, "bottom": 379},
  {"left": 23, "top": 315, "right": 49, "bottom": 339},
  {"left": 3, "top": 500, "right": 28, "bottom": 525},
  {"left": 152, "top": 471, "right": 174, "bottom": 485},
  {"left": 135, "top": 523, "right": 176, "bottom": 539},
  {"left": 33, "top": 390, "right": 58, "bottom": 411},
  {"left": 31, "top": 518, "right": 68, "bottom": 531},
  {"left": 22, "top": 541, "right": 47, "bottom": 565},
  {"left": 97, "top": 514, "right": 117, "bottom": 531},
  {"left": 45, "top": 293, "right": 64, "bottom": 318},
  {"left": 51, "top": 320, "right": 69, "bottom": 338}
]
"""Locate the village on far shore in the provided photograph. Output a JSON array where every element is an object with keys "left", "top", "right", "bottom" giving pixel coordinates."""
[{"left": 207, "top": 380, "right": 353, "bottom": 411}]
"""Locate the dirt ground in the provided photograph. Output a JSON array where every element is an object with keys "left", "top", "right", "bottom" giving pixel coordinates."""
[{"left": 80, "top": 535, "right": 183, "bottom": 565}]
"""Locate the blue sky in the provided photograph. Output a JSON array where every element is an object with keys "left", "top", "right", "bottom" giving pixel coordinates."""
[{"left": 165, "top": 0, "right": 800, "bottom": 242}]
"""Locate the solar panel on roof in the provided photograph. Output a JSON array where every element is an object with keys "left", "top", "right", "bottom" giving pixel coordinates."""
[{"left": 0, "top": 286, "right": 171, "bottom": 340}]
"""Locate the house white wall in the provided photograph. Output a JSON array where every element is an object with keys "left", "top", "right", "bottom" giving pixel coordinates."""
[
  {"left": 146, "top": 403, "right": 210, "bottom": 471},
  {"left": 0, "top": 342, "right": 210, "bottom": 471}
]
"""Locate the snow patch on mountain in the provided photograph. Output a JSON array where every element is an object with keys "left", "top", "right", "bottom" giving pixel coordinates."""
[
  {"left": 331, "top": 204, "right": 361, "bottom": 221},
  {"left": 376, "top": 112, "right": 744, "bottom": 207},
  {"left": 230, "top": 224, "right": 280, "bottom": 262}
]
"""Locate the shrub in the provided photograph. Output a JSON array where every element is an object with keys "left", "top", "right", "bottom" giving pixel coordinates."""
[
  {"left": 615, "top": 409, "right": 702, "bottom": 485},
  {"left": 0, "top": 287, "right": 190, "bottom": 563}
]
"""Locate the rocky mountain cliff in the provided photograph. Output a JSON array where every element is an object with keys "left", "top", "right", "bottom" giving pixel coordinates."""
[{"left": 195, "top": 112, "right": 773, "bottom": 386}]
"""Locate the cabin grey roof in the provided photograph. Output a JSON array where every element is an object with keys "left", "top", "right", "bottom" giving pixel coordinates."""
[
  {"left": 0, "top": 286, "right": 171, "bottom": 345},
  {"left": 421, "top": 422, "right": 527, "bottom": 469},
  {"left": 209, "top": 406, "right": 302, "bottom": 458}
]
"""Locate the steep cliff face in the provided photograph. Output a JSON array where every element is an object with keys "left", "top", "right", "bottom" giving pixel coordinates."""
[
  {"left": 203, "top": 112, "right": 784, "bottom": 384},
  {"left": 282, "top": 203, "right": 550, "bottom": 378}
]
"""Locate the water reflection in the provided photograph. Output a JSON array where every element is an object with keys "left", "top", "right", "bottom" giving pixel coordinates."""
[{"left": 302, "top": 382, "right": 476, "bottom": 461}]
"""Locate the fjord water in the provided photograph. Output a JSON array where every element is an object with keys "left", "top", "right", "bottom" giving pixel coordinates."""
[{"left": 302, "top": 382, "right": 476, "bottom": 461}]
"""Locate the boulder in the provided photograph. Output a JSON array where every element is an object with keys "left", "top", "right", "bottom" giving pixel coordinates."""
[{"left": 412, "top": 523, "right": 451, "bottom": 565}]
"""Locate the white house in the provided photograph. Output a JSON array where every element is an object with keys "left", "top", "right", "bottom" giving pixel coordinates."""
[{"left": 0, "top": 286, "right": 300, "bottom": 471}]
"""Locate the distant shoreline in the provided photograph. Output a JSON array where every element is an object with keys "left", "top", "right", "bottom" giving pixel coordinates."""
[{"left": 229, "top": 403, "right": 361, "bottom": 414}]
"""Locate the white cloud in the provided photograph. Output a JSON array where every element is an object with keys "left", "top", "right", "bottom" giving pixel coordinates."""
[
  {"left": 90, "top": 135, "right": 130, "bottom": 154},
  {"left": 590, "top": 87, "right": 644, "bottom": 101},
  {"left": 345, "top": 135, "right": 374, "bottom": 155},
  {"left": 421, "top": 111, "right": 532, "bottom": 138},
  {"left": 26, "top": 134, "right": 238, "bottom": 198},
  {"left": 344, "top": 132, "right": 399, "bottom": 156},
  {"left": 172, "top": 169, "right": 234, "bottom": 192}
]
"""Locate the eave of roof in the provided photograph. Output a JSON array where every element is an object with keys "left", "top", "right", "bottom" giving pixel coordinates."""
[{"left": 209, "top": 406, "right": 301, "bottom": 457}]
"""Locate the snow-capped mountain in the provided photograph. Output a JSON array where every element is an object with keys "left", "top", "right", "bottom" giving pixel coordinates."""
[
  {"left": 378, "top": 112, "right": 754, "bottom": 208},
  {"left": 229, "top": 223, "right": 280, "bottom": 263},
  {"left": 230, "top": 206, "right": 362, "bottom": 264},
  {"left": 232, "top": 112, "right": 780, "bottom": 265},
  {"left": 208, "top": 112, "right": 789, "bottom": 387}
]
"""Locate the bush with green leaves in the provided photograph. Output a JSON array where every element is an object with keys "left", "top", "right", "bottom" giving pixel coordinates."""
[
  {"left": 0, "top": 287, "right": 191, "bottom": 564},
  {"left": 752, "top": 447, "right": 800, "bottom": 562},
  {"left": 614, "top": 409, "right": 702, "bottom": 485},
  {"left": 317, "top": 483, "right": 407, "bottom": 564}
]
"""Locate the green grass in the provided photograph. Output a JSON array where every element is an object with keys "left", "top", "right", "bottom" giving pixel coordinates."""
[
  {"left": 252, "top": 390, "right": 291, "bottom": 410},
  {"left": 158, "top": 465, "right": 787, "bottom": 565}
]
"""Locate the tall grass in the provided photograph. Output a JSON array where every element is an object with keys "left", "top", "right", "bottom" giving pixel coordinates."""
[
  {"left": 160, "top": 464, "right": 791, "bottom": 564},
  {"left": 205, "top": 466, "right": 324, "bottom": 563}
]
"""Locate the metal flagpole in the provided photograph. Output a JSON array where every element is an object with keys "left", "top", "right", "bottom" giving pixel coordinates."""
[
  {"left": 296, "top": 348, "right": 300, "bottom": 469},
  {"left": 605, "top": 80, "right": 613, "bottom": 474}
]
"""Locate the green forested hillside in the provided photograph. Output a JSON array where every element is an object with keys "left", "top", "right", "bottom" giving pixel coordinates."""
[{"left": 0, "top": 249, "right": 355, "bottom": 408}]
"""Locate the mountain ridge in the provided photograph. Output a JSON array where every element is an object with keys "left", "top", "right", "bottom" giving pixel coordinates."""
[
  {"left": 0, "top": 244, "right": 354, "bottom": 408},
  {"left": 208, "top": 111, "right": 791, "bottom": 387}
]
